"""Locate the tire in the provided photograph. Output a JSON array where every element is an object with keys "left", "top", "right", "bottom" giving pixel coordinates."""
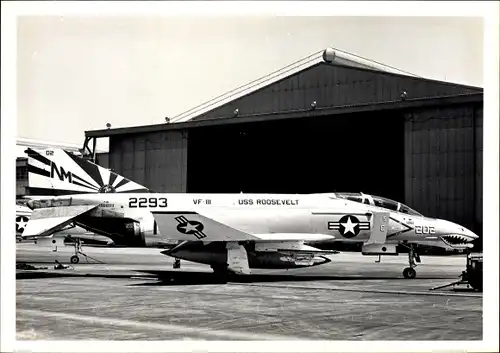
[
  {"left": 211, "top": 265, "right": 230, "bottom": 283},
  {"left": 403, "top": 267, "right": 416, "bottom": 279},
  {"left": 70, "top": 255, "right": 80, "bottom": 264}
]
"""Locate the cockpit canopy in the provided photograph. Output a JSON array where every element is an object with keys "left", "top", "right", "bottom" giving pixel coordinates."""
[{"left": 325, "top": 192, "right": 423, "bottom": 216}]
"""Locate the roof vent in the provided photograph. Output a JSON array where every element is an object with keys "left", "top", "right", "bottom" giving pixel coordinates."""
[
  {"left": 322, "top": 47, "right": 420, "bottom": 78},
  {"left": 322, "top": 48, "right": 336, "bottom": 63}
]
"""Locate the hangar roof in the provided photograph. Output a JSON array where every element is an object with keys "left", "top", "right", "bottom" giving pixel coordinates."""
[
  {"left": 16, "top": 137, "right": 107, "bottom": 157},
  {"left": 169, "top": 47, "right": 426, "bottom": 123},
  {"left": 86, "top": 48, "right": 483, "bottom": 138},
  {"left": 86, "top": 92, "right": 483, "bottom": 138}
]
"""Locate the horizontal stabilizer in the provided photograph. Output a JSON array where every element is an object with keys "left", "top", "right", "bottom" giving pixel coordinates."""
[
  {"left": 22, "top": 205, "right": 98, "bottom": 238},
  {"left": 151, "top": 211, "right": 259, "bottom": 242}
]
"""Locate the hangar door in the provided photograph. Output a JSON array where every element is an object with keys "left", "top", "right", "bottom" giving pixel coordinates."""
[{"left": 187, "top": 111, "right": 405, "bottom": 201}]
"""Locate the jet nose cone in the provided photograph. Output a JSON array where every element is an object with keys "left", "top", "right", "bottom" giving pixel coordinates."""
[
  {"left": 465, "top": 228, "right": 479, "bottom": 240},
  {"left": 451, "top": 222, "right": 479, "bottom": 240},
  {"left": 436, "top": 219, "right": 479, "bottom": 244}
]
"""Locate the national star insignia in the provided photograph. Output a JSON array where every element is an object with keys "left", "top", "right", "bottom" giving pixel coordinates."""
[
  {"left": 340, "top": 216, "right": 357, "bottom": 235},
  {"left": 16, "top": 216, "right": 29, "bottom": 232},
  {"left": 180, "top": 222, "right": 201, "bottom": 233}
]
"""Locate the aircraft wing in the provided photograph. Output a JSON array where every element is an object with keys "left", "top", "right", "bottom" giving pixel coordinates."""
[
  {"left": 151, "top": 211, "right": 260, "bottom": 241},
  {"left": 22, "top": 205, "right": 98, "bottom": 238},
  {"left": 151, "top": 211, "right": 337, "bottom": 242}
]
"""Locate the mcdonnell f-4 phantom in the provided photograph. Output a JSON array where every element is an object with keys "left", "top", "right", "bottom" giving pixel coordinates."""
[
  {"left": 21, "top": 148, "right": 478, "bottom": 279},
  {"left": 16, "top": 200, "right": 113, "bottom": 246}
]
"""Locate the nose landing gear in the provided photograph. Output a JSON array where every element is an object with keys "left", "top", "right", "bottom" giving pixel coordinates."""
[
  {"left": 402, "top": 244, "right": 420, "bottom": 279},
  {"left": 403, "top": 267, "right": 416, "bottom": 279}
]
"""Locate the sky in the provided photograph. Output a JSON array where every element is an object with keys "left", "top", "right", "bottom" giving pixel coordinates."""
[{"left": 17, "top": 16, "right": 484, "bottom": 149}]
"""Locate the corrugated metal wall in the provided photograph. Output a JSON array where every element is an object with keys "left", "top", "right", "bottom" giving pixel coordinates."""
[
  {"left": 16, "top": 158, "right": 28, "bottom": 197},
  {"left": 108, "top": 130, "right": 188, "bottom": 192},
  {"left": 192, "top": 63, "right": 481, "bottom": 121},
  {"left": 404, "top": 102, "right": 483, "bottom": 234},
  {"left": 95, "top": 152, "right": 109, "bottom": 169}
]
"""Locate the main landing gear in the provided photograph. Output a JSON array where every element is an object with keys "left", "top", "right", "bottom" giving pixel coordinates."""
[
  {"left": 210, "top": 264, "right": 231, "bottom": 283},
  {"left": 401, "top": 244, "right": 421, "bottom": 279},
  {"left": 67, "top": 238, "right": 103, "bottom": 264}
]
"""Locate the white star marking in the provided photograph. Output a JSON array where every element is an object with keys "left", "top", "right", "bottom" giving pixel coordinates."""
[
  {"left": 16, "top": 218, "right": 28, "bottom": 231},
  {"left": 341, "top": 217, "right": 357, "bottom": 235},
  {"left": 180, "top": 222, "right": 200, "bottom": 233}
]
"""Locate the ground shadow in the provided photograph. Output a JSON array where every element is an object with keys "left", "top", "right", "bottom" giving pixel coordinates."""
[
  {"left": 16, "top": 270, "right": 158, "bottom": 280},
  {"left": 16, "top": 267, "right": 457, "bottom": 285},
  {"left": 127, "top": 269, "right": 455, "bottom": 287}
]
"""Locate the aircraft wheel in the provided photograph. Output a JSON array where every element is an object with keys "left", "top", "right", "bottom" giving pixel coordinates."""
[
  {"left": 70, "top": 255, "right": 80, "bottom": 264},
  {"left": 211, "top": 265, "right": 230, "bottom": 283},
  {"left": 403, "top": 267, "right": 416, "bottom": 279}
]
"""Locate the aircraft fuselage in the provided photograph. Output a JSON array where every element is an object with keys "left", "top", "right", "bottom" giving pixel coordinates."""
[{"left": 26, "top": 192, "right": 477, "bottom": 251}]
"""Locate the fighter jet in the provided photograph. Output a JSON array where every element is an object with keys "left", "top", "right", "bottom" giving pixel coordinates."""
[
  {"left": 21, "top": 147, "right": 478, "bottom": 279},
  {"left": 16, "top": 200, "right": 113, "bottom": 247}
]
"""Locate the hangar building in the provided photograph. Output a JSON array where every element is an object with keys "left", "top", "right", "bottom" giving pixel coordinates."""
[{"left": 84, "top": 48, "right": 484, "bottom": 245}]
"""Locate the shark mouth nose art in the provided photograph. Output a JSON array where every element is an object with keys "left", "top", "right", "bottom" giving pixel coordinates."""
[{"left": 440, "top": 234, "right": 475, "bottom": 247}]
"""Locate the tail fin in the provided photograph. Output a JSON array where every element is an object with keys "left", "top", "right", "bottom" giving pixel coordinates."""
[{"left": 25, "top": 147, "right": 151, "bottom": 196}]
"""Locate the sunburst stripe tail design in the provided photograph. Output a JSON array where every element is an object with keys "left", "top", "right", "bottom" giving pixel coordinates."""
[{"left": 25, "top": 148, "right": 151, "bottom": 195}]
